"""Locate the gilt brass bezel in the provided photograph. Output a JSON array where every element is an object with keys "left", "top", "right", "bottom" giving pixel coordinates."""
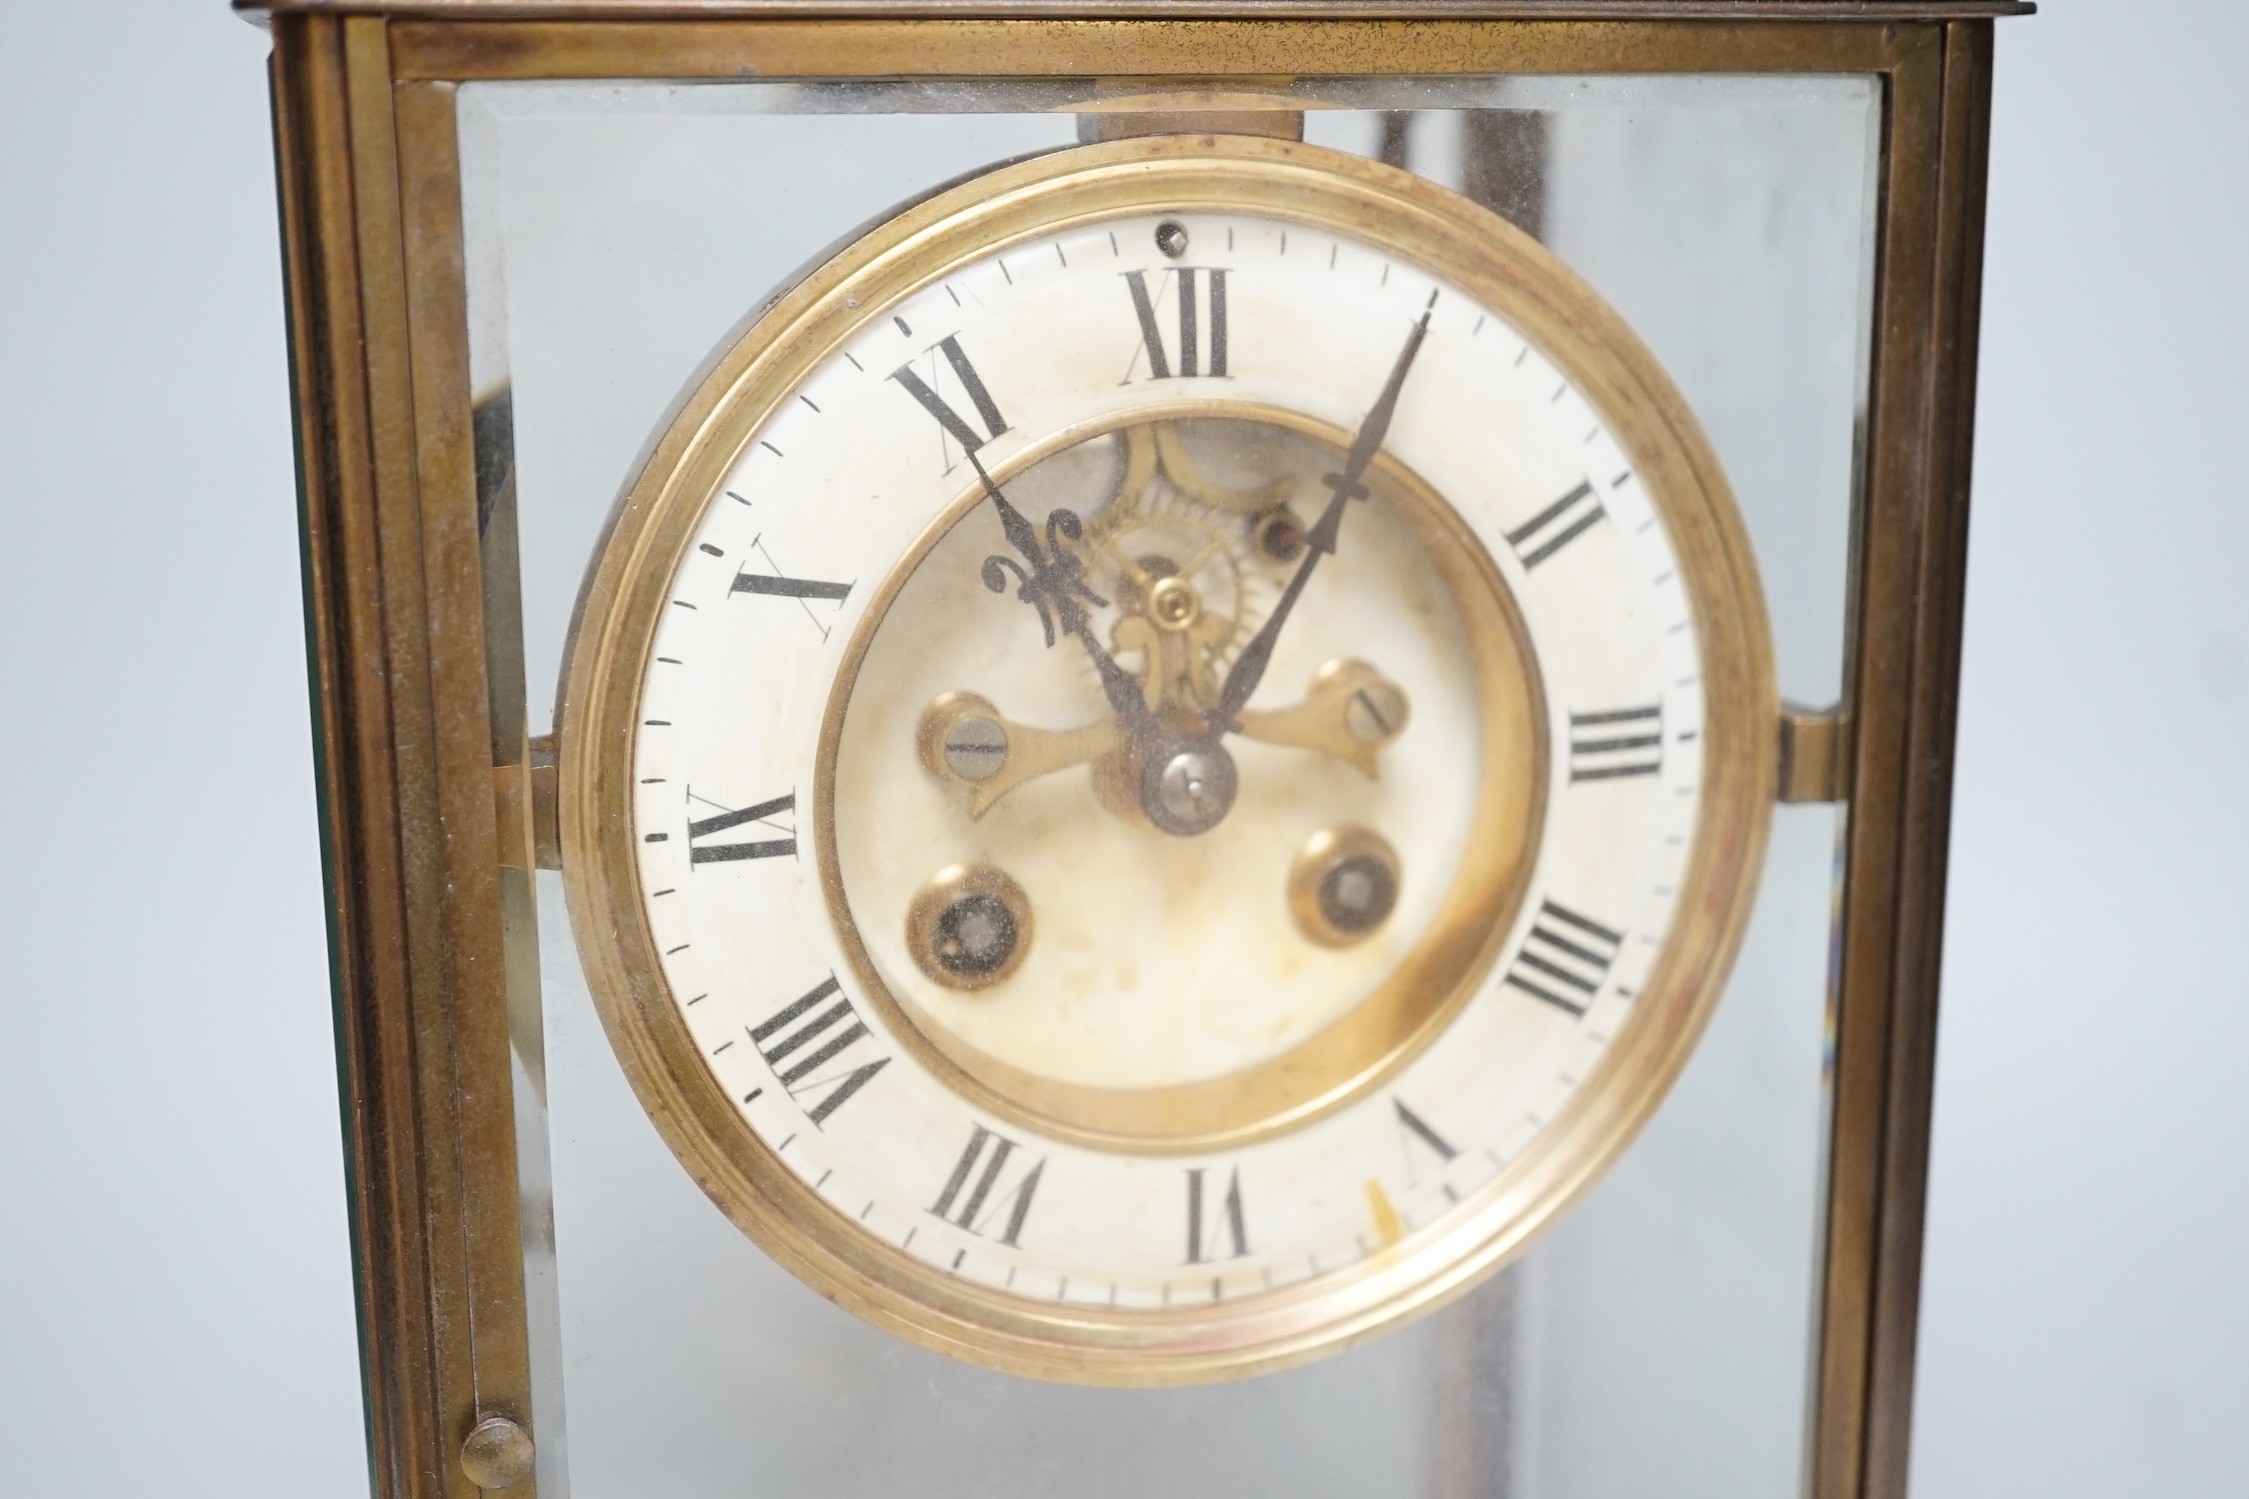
[{"left": 558, "top": 135, "right": 1776, "bottom": 1383}]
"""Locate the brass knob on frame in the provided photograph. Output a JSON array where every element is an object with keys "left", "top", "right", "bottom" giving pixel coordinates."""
[{"left": 461, "top": 1413, "right": 535, "bottom": 1490}]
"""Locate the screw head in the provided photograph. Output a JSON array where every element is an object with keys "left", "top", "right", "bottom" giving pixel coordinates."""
[
  {"left": 1147, "top": 575, "right": 1200, "bottom": 632},
  {"left": 1342, "top": 680, "right": 1409, "bottom": 746},
  {"left": 461, "top": 1415, "right": 535, "bottom": 1490},
  {"left": 1142, "top": 740, "right": 1237, "bottom": 837},
  {"left": 940, "top": 713, "right": 1009, "bottom": 781},
  {"left": 1154, "top": 219, "right": 1190, "bottom": 259}
]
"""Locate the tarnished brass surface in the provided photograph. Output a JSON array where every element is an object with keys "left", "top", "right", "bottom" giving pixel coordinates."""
[
  {"left": 459, "top": 1415, "right": 536, "bottom": 1489},
  {"left": 269, "top": 15, "right": 539, "bottom": 1497},
  {"left": 1807, "top": 24, "right": 1995, "bottom": 1499},
  {"left": 383, "top": 18, "right": 1924, "bottom": 82},
  {"left": 1779, "top": 702, "right": 1851, "bottom": 804},
  {"left": 245, "top": 1, "right": 2034, "bottom": 19}
]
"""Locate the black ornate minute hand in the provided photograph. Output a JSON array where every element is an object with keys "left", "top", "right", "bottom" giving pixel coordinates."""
[
  {"left": 1212, "top": 304, "right": 1434, "bottom": 731},
  {"left": 968, "top": 451, "right": 1153, "bottom": 732}
]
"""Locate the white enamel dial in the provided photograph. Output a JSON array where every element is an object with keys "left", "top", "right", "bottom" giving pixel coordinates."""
[{"left": 564, "top": 137, "right": 1773, "bottom": 1381}]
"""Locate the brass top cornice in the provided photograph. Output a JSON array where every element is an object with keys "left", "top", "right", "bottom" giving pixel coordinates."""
[{"left": 239, "top": 1, "right": 2034, "bottom": 22}]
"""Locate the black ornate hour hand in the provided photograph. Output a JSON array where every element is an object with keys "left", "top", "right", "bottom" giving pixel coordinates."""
[
  {"left": 1212, "top": 302, "right": 1434, "bottom": 732},
  {"left": 968, "top": 451, "right": 1152, "bottom": 733}
]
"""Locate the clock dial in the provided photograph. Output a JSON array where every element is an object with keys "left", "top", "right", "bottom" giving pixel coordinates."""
[{"left": 562, "top": 136, "right": 1775, "bottom": 1383}]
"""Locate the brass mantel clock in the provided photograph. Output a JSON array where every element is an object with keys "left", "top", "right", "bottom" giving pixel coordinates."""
[{"left": 251, "top": 4, "right": 2020, "bottom": 1497}]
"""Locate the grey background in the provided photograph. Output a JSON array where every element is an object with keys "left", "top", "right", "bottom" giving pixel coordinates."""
[{"left": 0, "top": 4, "right": 2241, "bottom": 1497}]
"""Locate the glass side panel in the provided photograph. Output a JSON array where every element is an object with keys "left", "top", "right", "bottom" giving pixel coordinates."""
[{"left": 461, "top": 75, "right": 1875, "bottom": 1499}]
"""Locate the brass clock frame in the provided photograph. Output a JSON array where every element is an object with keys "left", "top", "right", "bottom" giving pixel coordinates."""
[{"left": 254, "top": 3, "right": 2014, "bottom": 1496}]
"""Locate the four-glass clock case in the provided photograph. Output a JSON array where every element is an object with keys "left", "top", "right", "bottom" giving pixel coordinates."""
[{"left": 252, "top": 5, "right": 2015, "bottom": 1497}]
